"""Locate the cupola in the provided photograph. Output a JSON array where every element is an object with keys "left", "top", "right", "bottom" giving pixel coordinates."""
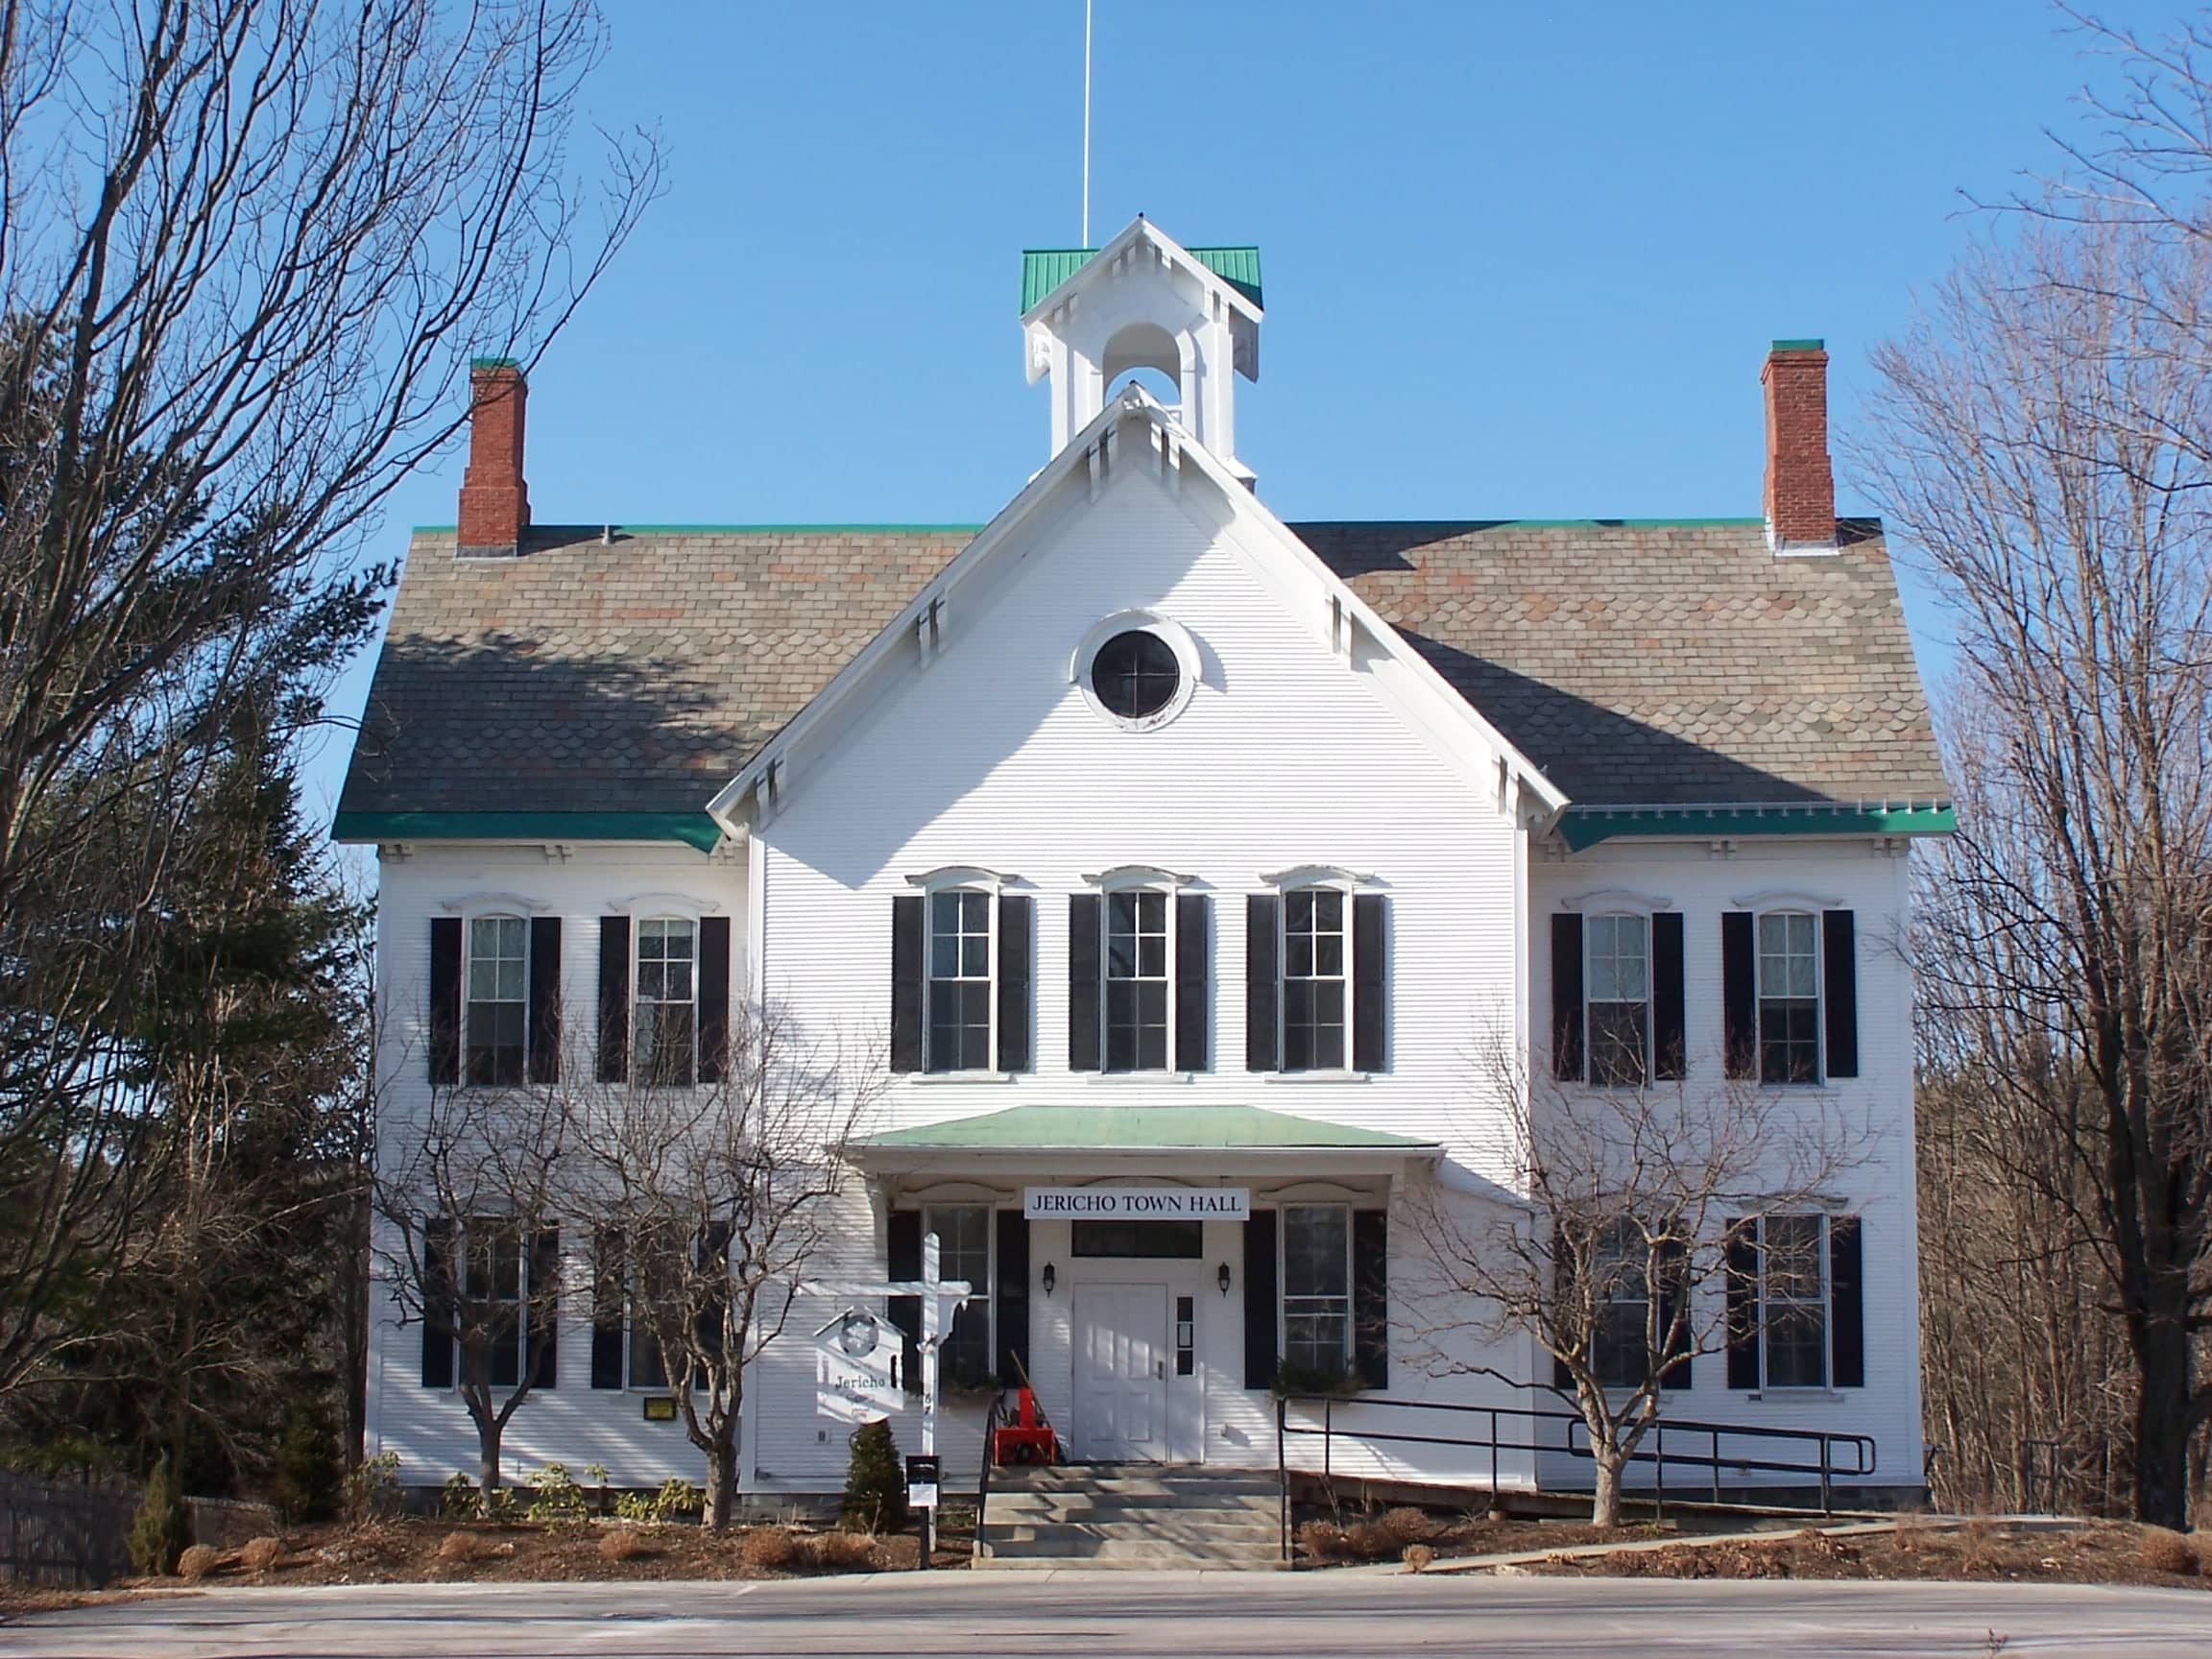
[{"left": 1021, "top": 217, "right": 1262, "bottom": 482}]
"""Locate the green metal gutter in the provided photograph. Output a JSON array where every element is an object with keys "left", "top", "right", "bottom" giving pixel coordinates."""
[
  {"left": 1558, "top": 805, "right": 1956, "bottom": 853},
  {"left": 331, "top": 810, "right": 723, "bottom": 852}
]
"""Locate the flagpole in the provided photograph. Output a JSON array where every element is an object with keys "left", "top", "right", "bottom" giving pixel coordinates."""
[{"left": 1081, "top": 0, "right": 1093, "bottom": 246}]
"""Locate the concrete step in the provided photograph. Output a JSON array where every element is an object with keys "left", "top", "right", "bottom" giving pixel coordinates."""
[
  {"left": 992, "top": 1476, "right": 1278, "bottom": 1499},
  {"left": 984, "top": 1519, "right": 1281, "bottom": 1545},
  {"left": 974, "top": 1464, "right": 1286, "bottom": 1571},
  {"left": 985, "top": 1492, "right": 1281, "bottom": 1519},
  {"left": 973, "top": 1552, "right": 1293, "bottom": 1572},
  {"left": 979, "top": 1537, "right": 1283, "bottom": 1564}
]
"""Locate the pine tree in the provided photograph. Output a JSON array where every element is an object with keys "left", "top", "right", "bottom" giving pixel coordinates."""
[
  {"left": 126, "top": 1453, "right": 192, "bottom": 1576},
  {"left": 839, "top": 1420, "right": 907, "bottom": 1533}
]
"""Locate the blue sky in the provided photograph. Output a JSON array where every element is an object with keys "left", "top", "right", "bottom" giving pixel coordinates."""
[{"left": 309, "top": 0, "right": 2166, "bottom": 823}]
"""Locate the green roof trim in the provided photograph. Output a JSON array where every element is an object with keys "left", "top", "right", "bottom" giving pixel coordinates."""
[
  {"left": 1769, "top": 338, "right": 1826, "bottom": 352},
  {"left": 331, "top": 810, "right": 723, "bottom": 852},
  {"left": 469, "top": 356, "right": 520, "bottom": 370},
  {"left": 865, "top": 1104, "right": 1431, "bottom": 1151},
  {"left": 1558, "top": 804, "right": 1956, "bottom": 853},
  {"left": 1022, "top": 245, "right": 1262, "bottom": 313}
]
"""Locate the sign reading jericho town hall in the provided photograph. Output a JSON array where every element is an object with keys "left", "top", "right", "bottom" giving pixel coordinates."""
[{"left": 1023, "top": 1187, "right": 1250, "bottom": 1221}]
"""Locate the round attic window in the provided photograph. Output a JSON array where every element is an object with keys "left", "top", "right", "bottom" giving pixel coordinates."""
[{"left": 1072, "top": 612, "right": 1201, "bottom": 732}]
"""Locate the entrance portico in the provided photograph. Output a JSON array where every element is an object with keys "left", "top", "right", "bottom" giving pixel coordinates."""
[{"left": 854, "top": 1105, "right": 1437, "bottom": 1468}]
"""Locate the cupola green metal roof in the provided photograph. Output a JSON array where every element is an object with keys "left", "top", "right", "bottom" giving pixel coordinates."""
[{"left": 1022, "top": 246, "right": 1262, "bottom": 313}]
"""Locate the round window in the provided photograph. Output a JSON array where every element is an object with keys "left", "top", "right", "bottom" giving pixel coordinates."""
[{"left": 1091, "top": 630, "right": 1182, "bottom": 721}]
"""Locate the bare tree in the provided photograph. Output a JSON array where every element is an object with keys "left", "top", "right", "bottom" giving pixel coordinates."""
[
  {"left": 1857, "top": 216, "right": 2212, "bottom": 1527},
  {"left": 0, "top": 0, "right": 659, "bottom": 1400},
  {"left": 1407, "top": 1048, "right": 1863, "bottom": 1527},
  {"left": 374, "top": 1080, "right": 573, "bottom": 1498},
  {"left": 574, "top": 1002, "right": 881, "bottom": 1530}
]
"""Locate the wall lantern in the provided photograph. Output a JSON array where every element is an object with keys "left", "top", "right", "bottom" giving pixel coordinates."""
[
  {"left": 1042, "top": 1262, "right": 1057, "bottom": 1297},
  {"left": 1216, "top": 1262, "right": 1233, "bottom": 1297}
]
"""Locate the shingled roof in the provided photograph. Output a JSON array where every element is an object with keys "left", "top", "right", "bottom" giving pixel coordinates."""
[{"left": 334, "top": 517, "right": 1945, "bottom": 827}]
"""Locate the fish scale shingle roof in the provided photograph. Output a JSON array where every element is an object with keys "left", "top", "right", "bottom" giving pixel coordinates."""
[{"left": 335, "top": 517, "right": 1946, "bottom": 820}]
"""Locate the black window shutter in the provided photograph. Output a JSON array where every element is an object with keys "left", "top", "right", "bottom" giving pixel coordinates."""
[
  {"left": 1353, "top": 894, "right": 1387, "bottom": 1073},
  {"left": 429, "top": 918, "right": 462, "bottom": 1085},
  {"left": 1652, "top": 911, "right": 1686, "bottom": 1081},
  {"left": 421, "top": 1217, "right": 455, "bottom": 1387},
  {"left": 997, "top": 895, "right": 1032, "bottom": 1073},
  {"left": 1725, "top": 1222, "right": 1760, "bottom": 1388},
  {"left": 1550, "top": 913, "right": 1584, "bottom": 1081},
  {"left": 590, "top": 1227, "right": 625, "bottom": 1390},
  {"left": 1244, "top": 895, "right": 1281, "bottom": 1072},
  {"left": 1721, "top": 913, "right": 1756, "bottom": 1080},
  {"left": 696, "top": 1221, "right": 733, "bottom": 1376},
  {"left": 995, "top": 1210, "right": 1030, "bottom": 1385},
  {"left": 1551, "top": 1225, "right": 1573, "bottom": 1391},
  {"left": 1069, "top": 894, "right": 1102, "bottom": 1071},
  {"left": 1656, "top": 1238, "right": 1691, "bottom": 1390},
  {"left": 890, "top": 895, "right": 924, "bottom": 1074},
  {"left": 597, "top": 917, "right": 630, "bottom": 1084},
  {"left": 527, "top": 917, "right": 562, "bottom": 1085},
  {"left": 886, "top": 1210, "right": 922, "bottom": 1395},
  {"left": 698, "top": 916, "right": 732, "bottom": 1084},
  {"left": 1830, "top": 1215, "right": 1864, "bottom": 1388},
  {"left": 1821, "top": 910, "right": 1859, "bottom": 1080},
  {"left": 1174, "top": 893, "right": 1209, "bottom": 1072},
  {"left": 1352, "top": 1209, "right": 1389, "bottom": 1389},
  {"left": 1242, "top": 1209, "right": 1279, "bottom": 1388},
  {"left": 529, "top": 1225, "right": 560, "bottom": 1388}
]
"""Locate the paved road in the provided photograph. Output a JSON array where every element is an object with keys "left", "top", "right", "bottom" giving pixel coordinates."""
[{"left": 3, "top": 1571, "right": 2204, "bottom": 1658}]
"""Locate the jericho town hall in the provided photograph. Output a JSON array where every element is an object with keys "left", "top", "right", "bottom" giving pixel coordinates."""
[{"left": 338, "top": 218, "right": 1949, "bottom": 1514}]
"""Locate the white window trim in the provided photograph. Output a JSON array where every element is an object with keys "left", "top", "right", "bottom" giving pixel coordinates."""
[
  {"left": 1583, "top": 910, "right": 1654, "bottom": 1090},
  {"left": 923, "top": 1203, "right": 995, "bottom": 1383},
  {"left": 922, "top": 884, "right": 999, "bottom": 1077},
  {"left": 1755, "top": 1212, "right": 1834, "bottom": 1393},
  {"left": 1070, "top": 611, "right": 1202, "bottom": 733},
  {"left": 1278, "top": 1202, "right": 1355, "bottom": 1375},
  {"left": 1753, "top": 908, "right": 1825, "bottom": 1087}
]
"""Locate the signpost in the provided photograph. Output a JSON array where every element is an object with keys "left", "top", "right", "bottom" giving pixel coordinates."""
[{"left": 806, "top": 1233, "right": 971, "bottom": 1570}]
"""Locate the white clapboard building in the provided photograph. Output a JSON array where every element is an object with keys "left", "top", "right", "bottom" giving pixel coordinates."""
[{"left": 339, "top": 219, "right": 1949, "bottom": 1505}]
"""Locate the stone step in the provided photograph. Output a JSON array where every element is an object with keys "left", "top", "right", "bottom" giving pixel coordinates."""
[
  {"left": 985, "top": 1492, "right": 1281, "bottom": 1519},
  {"left": 973, "top": 1552, "right": 1293, "bottom": 1572},
  {"left": 992, "top": 1474, "right": 1278, "bottom": 1498},
  {"left": 984, "top": 1519, "right": 1280, "bottom": 1545},
  {"left": 979, "top": 1536, "right": 1284, "bottom": 1564}
]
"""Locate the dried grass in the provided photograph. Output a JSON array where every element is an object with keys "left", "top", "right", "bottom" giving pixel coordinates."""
[
  {"left": 1345, "top": 1521, "right": 1397, "bottom": 1560},
  {"left": 175, "top": 1545, "right": 221, "bottom": 1582},
  {"left": 1296, "top": 1520, "right": 1350, "bottom": 1560},
  {"left": 812, "top": 1531, "right": 878, "bottom": 1571},
  {"left": 239, "top": 1537, "right": 284, "bottom": 1574},
  {"left": 597, "top": 1528, "right": 651, "bottom": 1564},
  {"left": 736, "top": 1527, "right": 813, "bottom": 1571},
  {"left": 1402, "top": 1543, "right": 1435, "bottom": 1573},
  {"left": 2139, "top": 1527, "right": 2197, "bottom": 1575},
  {"left": 1380, "top": 1506, "right": 1436, "bottom": 1545},
  {"left": 437, "top": 1529, "right": 497, "bottom": 1566}
]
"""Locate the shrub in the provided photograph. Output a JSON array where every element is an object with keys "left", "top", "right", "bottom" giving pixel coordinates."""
[
  {"left": 1380, "top": 1506, "right": 1435, "bottom": 1546},
  {"left": 176, "top": 1545, "right": 223, "bottom": 1581},
  {"left": 2140, "top": 1527, "right": 2197, "bottom": 1575},
  {"left": 1345, "top": 1521, "right": 1397, "bottom": 1560},
  {"left": 126, "top": 1453, "right": 192, "bottom": 1577},
  {"left": 1402, "top": 1543, "right": 1435, "bottom": 1573},
  {"left": 524, "top": 1462, "right": 589, "bottom": 1525},
  {"left": 480, "top": 1485, "right": 522, "bottom": 1525},
  {"left": 1297, "top": 1520, "right": 1350, "bottom": 1559},
  {"left": 737, "top": 1527, "right": 812, "bottom": 1570},
  {"left": 652, "top": 1479, "right": 703, "bottom": 1523},
  {"left": 813, "top": 1531, "right": 877, "bottom": 1571},
  {"left": 438, "top": 1529, "right": 496, "bottom": 1565},
  {"left": 840, "top": 1422, "right": 906, "bottom": 1534},
  {"left": 599, "top": 1528, "right": 651, "bottom": 1563},
  {"left": 271, "top": 1406, "right": 345, "bottom": 1526},
  {"left": 343, "top": 1451, "right": 402, "bottom": 1525},
  {"left": 440, "top": 1472, "right": 479, "bottom": 1520},
  {"left": 240, "top": 1537, "right": 285, "bottom": 1574}
]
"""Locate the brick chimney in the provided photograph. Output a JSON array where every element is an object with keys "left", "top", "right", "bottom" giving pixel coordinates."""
[
  {"left": 1761, "top": 339, "right": 1835, "bottom": 548},
  {"left": 457, "top": 358, "right": 530, "bottom": 554}
]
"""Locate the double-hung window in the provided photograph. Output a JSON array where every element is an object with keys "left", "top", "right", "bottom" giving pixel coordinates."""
[
  {"left": 926, "top": 891, "right": 993, "bottom": 1072},
  {"left": 1586, "top": 914, "right": 1650, "bottom": 1087},
  {"left": 466, "top": 916, "right": 528, "bottom": 1085},
  {"left": 1588, "top": 1218, "right": 1652, "bottom": 1389},
  {"left": 1759, "top": 1214, "right": 1829, "bottom": 1388},
  {"left": 1758, "top": 912, "right": 1820, "bottom": 1084},
  {"left": 465, "top": 1219, "right": 526, "bottom": 1387},
  {"left": 1105, "top": 889, "right": 1170, "bottom": 1071},
  {"left": 1281, "top": 1204, "right": 1352, "bottom": 1375},
  {"left": 924, "top": 1204, "right": 993, "bottom": 1383},
  {"left": 1282, "top": 889, "right": 1348, "bottom": 1072},
  {"left": 634, "top": 918, "right": 698, "bottom": 1087}
]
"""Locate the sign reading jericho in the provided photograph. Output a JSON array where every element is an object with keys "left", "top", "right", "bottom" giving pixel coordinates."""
[{"left": 1023, "top": 1187, "right": 1250, "bottom": 1221}]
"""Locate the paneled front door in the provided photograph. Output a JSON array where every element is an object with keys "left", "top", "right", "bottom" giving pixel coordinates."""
[{"left": 1071, "top": 1283, "right": 1169, "bottom": 1461}]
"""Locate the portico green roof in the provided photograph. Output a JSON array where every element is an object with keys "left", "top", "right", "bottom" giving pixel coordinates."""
[
  {"left": 864, "top": 1104, "right": 1429, "bottom": 1151},
  {"left": 1021, "top": 246, "right": 1263, "bottom": 312}
]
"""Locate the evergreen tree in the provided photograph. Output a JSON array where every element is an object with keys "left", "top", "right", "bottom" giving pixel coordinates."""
[
  {"left": 840, "top": 1421, "right": 907, "bottom": 1533},
  {"left": 126, "top": 1453, "right": 191, "bottom": 1577}
]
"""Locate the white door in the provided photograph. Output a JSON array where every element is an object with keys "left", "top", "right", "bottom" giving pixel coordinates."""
[{"left": 1072, "top": 1283, "right": 1169, "bottom": 1461}]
